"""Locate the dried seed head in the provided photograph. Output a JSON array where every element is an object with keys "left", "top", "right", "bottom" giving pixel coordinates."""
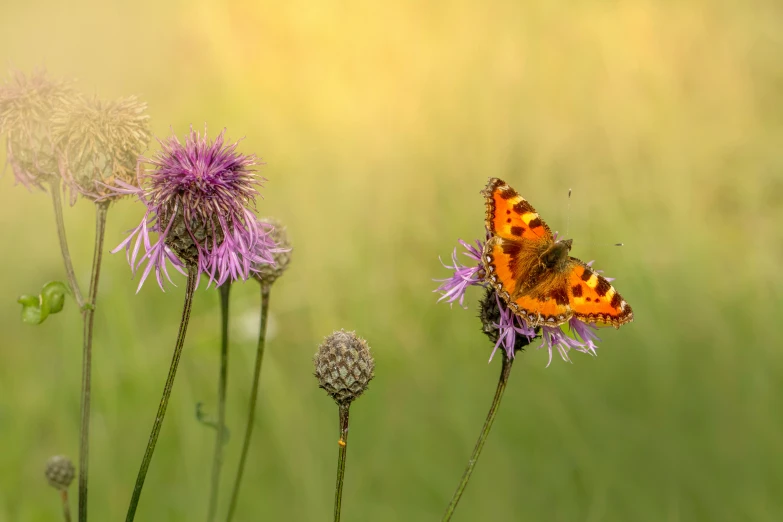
[
  {"left": 44, "top": 455, "right": 75, "bottom": 490},
  {"left": 0, "top": 69, "right": 76, "bottom": 193},
  {"left": 253, "top": 217, "right": 292, "bottom": 285},
  {"left": 52, "top": 94, "right": 151, "bottom": 201},
  {"left": 314, "top": 330, "right": 375, "bottom": 405}
]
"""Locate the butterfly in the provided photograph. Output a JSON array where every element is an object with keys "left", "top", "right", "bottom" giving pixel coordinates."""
[{"left": 481, "top": 178, "right": 633, "bottom": 328}]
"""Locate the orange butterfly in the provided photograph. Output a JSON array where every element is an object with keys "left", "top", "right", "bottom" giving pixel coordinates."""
[{"left": 482, "top": 178, "right": 633, "bottom": 328}]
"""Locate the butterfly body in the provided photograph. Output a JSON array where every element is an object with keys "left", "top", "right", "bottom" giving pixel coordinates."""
[{"left": 481, "top": 178, "right": 633, "bottom": 328}]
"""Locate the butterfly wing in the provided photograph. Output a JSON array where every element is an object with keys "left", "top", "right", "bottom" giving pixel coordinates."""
[
  {"left": 482, "top": 178, "right": 553, "bottom": 242},
  {"left": 566, "top": 259, "right": 633, "bottom": 328}
]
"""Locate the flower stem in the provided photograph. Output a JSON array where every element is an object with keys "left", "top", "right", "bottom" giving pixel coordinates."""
[
  {"left": 77, "top": 201, "right": 109, "bottom": 522},
  {"left": 206, "top": 283, "right": 231, "bottom": 522},
  {"left": 333, "top": 403, "right": 351, "bottom": 522},
  {"left": 60, "top": 490, "right": 73, "bottom": 522},
  {"left": 125, "top": 266, "right": 198, "bottom": 522},
  {"left": 49, "top": 180, "right": 85, "bottom": 309},
  {"left": 441, "top": 352, "right": 514, "bottom": 521},
  {"left": 225, "top": 282, "right": 271, "bottom": 522}
]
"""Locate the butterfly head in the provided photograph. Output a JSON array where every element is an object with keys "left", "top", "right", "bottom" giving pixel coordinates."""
[{"left": 540, "top": 238, "right": 573, "bottom": 270}]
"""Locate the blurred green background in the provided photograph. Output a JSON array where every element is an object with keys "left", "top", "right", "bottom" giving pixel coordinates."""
[{"left": 1, "top": 0, "right": 782, "bottom": 520}]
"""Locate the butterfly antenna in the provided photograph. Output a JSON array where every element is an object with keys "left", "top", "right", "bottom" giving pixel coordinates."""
[{"left": 566, "top": 188, "right": 572, "bottom": 237}]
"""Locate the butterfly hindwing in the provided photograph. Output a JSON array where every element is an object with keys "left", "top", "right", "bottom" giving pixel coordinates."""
[{"left": 567, "top": 260, "right": 633, "bottom": 327}]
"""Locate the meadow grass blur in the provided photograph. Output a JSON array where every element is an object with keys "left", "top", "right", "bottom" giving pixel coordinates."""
[{"left": 1, "top": 0, "right": 782, "bottom": 520}]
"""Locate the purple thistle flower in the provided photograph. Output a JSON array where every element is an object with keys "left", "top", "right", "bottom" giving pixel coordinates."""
[
  {"left": 113, "top": 125, "right": 277, "bottom": 292},
  {"left": 434, "top": 239, "right": 484, "bottom": 308},
  {"left": 436, "top": 237, "right": 606, "bottom": 365}
]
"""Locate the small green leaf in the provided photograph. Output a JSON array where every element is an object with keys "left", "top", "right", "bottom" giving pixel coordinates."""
[
  {"left": 17, "top": 281, "right": 70, "bottom": 324},
  {"left": 41, "top": 281, "right": 68, "bottom": 313},
  {"left": 18, "top": 295, "right": 45, "bottom": 324}
]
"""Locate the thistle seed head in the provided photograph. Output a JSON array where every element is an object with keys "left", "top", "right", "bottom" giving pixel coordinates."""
[
  {"left": 314, "top": 330, "right": 375, "bottom": 406},
  {"left": 44, "top": 455, "right": 75, "bottom": 491}
]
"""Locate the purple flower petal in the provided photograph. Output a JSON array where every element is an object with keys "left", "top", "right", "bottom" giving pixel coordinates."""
[{"left": 434, "top": 239, "right": 485, "bottom": 307}]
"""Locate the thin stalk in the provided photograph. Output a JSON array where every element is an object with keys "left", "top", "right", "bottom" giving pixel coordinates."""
[
  {"left": 125, "top": 266, "right": 199, "bottom": 522},
  {"left": 49, "top": 180, "right": 85, "bottom": 309},
  {"left": 206, "top": 283, "right": 232, "bottom": 522},
  {"left": 441, "top": 352, "right": 514, "bottom": 521},
  {"left": 225, "top": 282, "right": 271, "bottom": 522},
  {"left": 333, "top": 403, "right": 351, "bottom": 522},
  {"left": 77, "top": 201, "right": 109, "bottom": 522},
  {"left": 60, "top": 490, "right": 73, "bottom": 522}
]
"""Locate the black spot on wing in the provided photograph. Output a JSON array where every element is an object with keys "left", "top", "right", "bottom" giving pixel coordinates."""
[
  {"left": 595, "top": 277, "right": 611, "bottom": 297},
  {"left": 499, "top": 186, "right": 518, "bottom": 199},
  {"left": 528, "top": 217, "right": 543, "bottom": 229},
  {"left": 512, "top": 200, "right": 535, "bottom": 214},
  {"left": 610, "top": 292, "right": 622, "bottom": 309},
  {"left": 571, "top": 284, "right": 583, "bottom": 297},
  {"left": 550, "top": 287, "right": 569, "bottom": 306},
  {"left": 500, "top": 241, "right": 523, "bottom": 274},
  {"left": 581, "top": 268, "right": 594, "bottom": 282},
  {"left": 510, "top": 226, "right": 524, "bottom": 236},
  {"left": 501, "top": 241, "right": 521, "bottom": 257}
]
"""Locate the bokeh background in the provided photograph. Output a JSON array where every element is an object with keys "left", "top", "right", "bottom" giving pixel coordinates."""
[{"left": 1, "top": 0, "right": 782, "bottom": 520}]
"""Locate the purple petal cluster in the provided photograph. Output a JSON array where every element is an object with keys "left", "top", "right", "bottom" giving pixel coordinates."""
[
  {"left": 113, "top": 126, "right": 277, "bottom": 291},
  {"left": 435, "top": 238, "right": 603, "bottom": 366},
  {"left": 434, "top": 239, "right": 484, "bottom": 307}
]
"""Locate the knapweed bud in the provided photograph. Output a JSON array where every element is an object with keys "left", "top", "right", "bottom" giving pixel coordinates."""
[
  {"left": 314, "top": 330, "right": 375, "bottom": 405},
  {"left": 253, "top": 217, "right": 292, "bottom": 286},
  {"left": 44, "top": 455, "right": 75, "bottom": 490}
]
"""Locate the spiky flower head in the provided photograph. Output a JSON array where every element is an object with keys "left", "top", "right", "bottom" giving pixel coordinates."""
[
  {"left": 112, "top": 125, "right": 277, "bottom": 291},
  {"left": 314, "top": 330, "right": 375, "bottom": 406},
  {"left": 252, "top": 217, "right": 292, "bottom": 286},
  {"left": 44, "top": 455, "right": 75, "bottom": 490},
  {"left": 52, "top": 94, "right": 151, "bottom": 201},
  {"left": 478, "top": 287, "right": 537, "bottom": 360},
  {"left": 436, "top": 238, "right": 602, "bottom": 366},
  {"left": 0, "top": 69, "right": 76, "bottom": 196}
]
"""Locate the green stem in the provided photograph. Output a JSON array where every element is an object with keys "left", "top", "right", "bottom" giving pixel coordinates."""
[
  {"left": 206, "top": 283, "right": 232, "bottom": 522},
  {"left": 77, "top": 201, "right": 109, "bottom": 522},
  {"left": 333, "top": 403, "right": 351, "bottom": 522},
  {"left": 125, "top": 266, "right": 199, "bottom": 522},
  {"left": 60, "top": 490, "right": 72, "bottom": 522},
  {"left": 49, "top": 180, "right": 85, "bottom": 309},
  {"left": 441, "top": 352, "right": 514, "bottom": 521},
  {"left": 225, "top": 282, "right": 271, "bottom": 522}
]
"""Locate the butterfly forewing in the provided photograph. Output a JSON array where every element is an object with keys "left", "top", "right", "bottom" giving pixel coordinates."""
[{"left": 483, "top": 178, "right": 553, "bottom": 243}]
